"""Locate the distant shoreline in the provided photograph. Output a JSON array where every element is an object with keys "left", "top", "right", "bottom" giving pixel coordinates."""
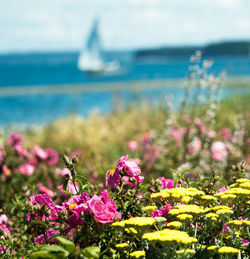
[{"left": 0, "top": 76, "right": 249, "bottom": 97}]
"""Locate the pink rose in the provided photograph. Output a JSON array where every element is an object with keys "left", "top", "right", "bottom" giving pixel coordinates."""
[
  {"left": 18, "top": 164, "right": 35, "bottom": 176},
  {"left": 33, "top": 145, "right": 48, "bottom": 160},
  {"left": 88, "top": 195, "right": 121, "bottom": 224},
  {"left": 211, "top": 141, "right": 228, "bottom": 161},
  {"left": 127, "top": 140, "right": 138, "bottom": 152}
]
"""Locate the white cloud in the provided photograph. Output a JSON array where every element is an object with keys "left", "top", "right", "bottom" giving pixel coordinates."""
[{"left": 0, "top": 0, "right": 250, "bottom": 52}]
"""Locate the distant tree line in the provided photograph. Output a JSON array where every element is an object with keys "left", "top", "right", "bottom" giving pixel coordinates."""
[{"left": 135, "top": 41, "right": 250, "bottom": 60}]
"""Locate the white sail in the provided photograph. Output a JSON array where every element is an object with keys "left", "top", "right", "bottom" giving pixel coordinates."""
[
  {"left": 78, "top": 19, "right": 121, "bottom": 75},
  {"left": 77, "top": 19, "right": 105, "bottom": 72}
]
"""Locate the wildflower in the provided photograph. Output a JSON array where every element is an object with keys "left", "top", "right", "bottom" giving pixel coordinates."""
[
  {"left": 143, "top": 206, "right": 157, "bottom": 212},
  {"left": 124, "top": 227, "right": 138, "bottom": 234},
  {"left": 18, "top": 164, "right": 35, "bottom": 176},
  {"left": 127, "top": 140, "right": 138, "bottom": 152},
  {"left": 207, "top": 245, "right": 218, "bottom": 250},
  {"left": 216, "top": 209, "right": 233, "bottom": 215},
  {"left": 2, "top": 165, "right": 11, "bottom": 177},
  {"left": 129, "top": 251, "right": 145, "bottom": 258},
  {"left": 236, "top": 178, "right": 249, "bottom": 183},
  {"left": 182, "top": 196, "right": 191, "bottom": 203},
  {"left": 34, "top": 228, "right": 60, "bottom": 244},
  {"left": 105, "top": 155, "right": 141, "bottom": 189},
  {"left": 7, "top": 133, "right": 23, "bottom": 151},
  {"left": 211, "top": 141, "right": 228, "bottom": 161},
  {"left": 37, "top": 184, "right": 54, "bottom": 197},
  {"left": 152, "top": 204, "right": 172, "bottom": 218},
  {"left": 167, "top": 221, "right": 182, "bottom": 229},
  {"left": 218, "top": 246, "right": 239, "bottom": 254},
  {"left": 176, "top": 249, "right": 194, "bottom": 254},
  {"left": 219, "top": 194, "right": 237, "bottom": 200},
  {"left": 88, "top": 195, "right": 121, "bottom": 224},
  {"left": 200, "top": 195, "right": 217, "bottom": 201},
  {"left": 115, "top": 243, "right": 129, "bottom": 248},
  {"left": 227, "top": 220, "right": 242, "bottom": 226},
  {"left": 33, "top": 145, "right": 48, "bottom": 160},
  {"left": 157, "top": 177, "right": 177, "bottom": 189},
  {"left": 125, "top": 217, "right": 156, "bottom": 227},
  {"left": 177, "top": 214, "right": 193, "bottom": 221},
  {"left": 206, "top": 213, "right": 219, "bottom": 221},
  {"left": 44, "top": 148, "right": 59, "bottom": 165}
]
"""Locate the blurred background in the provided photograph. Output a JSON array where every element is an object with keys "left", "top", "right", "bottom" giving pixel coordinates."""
[{"left": 0, "top": 0, "right": 250, "bottom": 127}]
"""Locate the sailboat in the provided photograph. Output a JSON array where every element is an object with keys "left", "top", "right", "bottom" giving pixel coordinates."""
[{"left": 77, "top": 19, "right": 120, "bottom": 76}]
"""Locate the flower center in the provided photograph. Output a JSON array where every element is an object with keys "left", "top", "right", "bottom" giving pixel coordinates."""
[
  {"left": 109, "top": 168, "right": 116, "bottom": 176},
  {"left": 69, "top": 202, "right": 77, "bottom": 211}
]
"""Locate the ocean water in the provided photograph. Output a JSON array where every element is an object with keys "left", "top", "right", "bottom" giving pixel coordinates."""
[{"left": 0, "top": 52, "right": 249, "bottom": 126}]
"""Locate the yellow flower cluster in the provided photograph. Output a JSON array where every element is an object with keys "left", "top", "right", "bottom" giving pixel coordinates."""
[
  {"left": 169, "top": 204, "right": 204, "bottom": 215},
  {"left": 125, "top": 227, "right": 138, "bottom": 234},
  {"left": 112, "top": 217, "right": 156, "bottom": 228},
  {"left": 167, "top": 221, "right": 182, "bottom": 229},
  {"left": 115, "top": 243, "right": 129, "bottom": 248},
  {"left": 143, "top": 205, "right": 157, "bottom": 212},
  {"left": 142, "top": 229, "right": 198, "bottom": 244},
  {"left": 151, "top": 187, "right": 205, "bottom": 201},
  {"left": 199, "top": 195, "right": 217, "bottom": 201},
  {"left": 216, "top": 208, "right": 233, "bottom": 215},
  {"left": 207, "top": 245, "right": 218, "bottom": 251},
  {"left": 227, "top": 220, "right": 242, "bottom": 226},
  {"left": 215, "top": 188, "right": 250, "bottom": 198},
  {"left": 176, "top": 249, "right": 194, "bottom": 254},
  {"left": 218, "top": 246, "right": 239, "bottom": 254},
  {"left": 176, "top": 214, "right": 193, "bottom": 221},
  {"left": 129, "top": 251, "right": 145, "bottom": 258},
  {"left": 205, "top": 213, "right": 219, "bottom": 221}
]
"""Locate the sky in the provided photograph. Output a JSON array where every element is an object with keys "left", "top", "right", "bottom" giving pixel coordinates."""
[{"left": 0, "top": 0, "right": 250, "bottom": 53}]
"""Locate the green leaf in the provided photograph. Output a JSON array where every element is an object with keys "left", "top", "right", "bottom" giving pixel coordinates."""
[
  {"left": 41, "top": 245, "right": 69, "bottom": 258},
  {"left": 55, "top": 236, "right": 75, "bottom": 254},
  {"left": 30, "top": 220, "right": 47, "bottom": 229},
  {"left": 81, "top": 246, "right": 100, "bottom": 259},
  {"left": 30, "top": 251, "right": 56, "bottom": 259}
]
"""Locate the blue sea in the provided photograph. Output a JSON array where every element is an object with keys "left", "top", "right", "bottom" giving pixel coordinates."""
[{"left": 0, "top": 52, "right": 250, "bottom": 126}]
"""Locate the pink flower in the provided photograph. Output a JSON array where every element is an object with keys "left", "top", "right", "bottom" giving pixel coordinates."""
[
  {"left": 45, "top": 149, "right": 59, "bottom": 165},
  {"left": 33, "top": 145, "right": 48, "bottom": 160},
  {"left": 62, "top": 192, "right": 90, "bottom": 227},
  {"left": 144, "top": 144, "right": 161, "bottom": 164},
  {"left": 141, "top": 133, "right": 151, "bottom": 146},
  {"left": 35, "top": 228, "right": 60, "bottom": 244},
  {"left": 0, "top": 224, "right": 10, "bottom": 234},
  {"left": 157, "top": 177, "right": 178, "bottom": 189},
  {"left": 188, "top": 138, "right": 202, "bottom": 155},
  {"left": 2, "top": 165, "right": 11, "bottom": 177},
  {"left": 218, "top": 186, "right": 228, "bottom": 193},
  {"left": 219, "top": 128, "right": 231, "bottom": 139},
  {"left": 0, "top": 214, "right": 8, "bottom": 225},
  {"left": 211, "top": 141, "right": 228, "bottom": 161},
  {"left": 88, "top": 195, "right": 121, "bottom": 224},
  {"left": 241, "top": 239, "right": 250, "bottom": 247},
  {"left": 7, "top": 133, "right": 23, "bottom": 151},
  {"left": 18, "top": 164, "right": 35, "bottom": 176},
  {"left": 105, "top": 155, "right": 142, "bottom": 189},
  {"left": 37, "top": 184, "right": 55, "bottom": 197},
  {"left": 207, "top": 130, "right": 216, "bottom": 138},
  {"left": 123, "top": 175, "right": 144, "bottom": 188},
  {"left": 69, "top": 150, "right": 83, "bottom": 160},
  {"left": 0, "top": 145, "right": 5, "bottom": 164},
  {"left": 57, "top": 180, "right": 80, "bottom": 196},
  {"left": 194, "top": 118, "right": 205, "bottom": 134},
  {"left": 55, "top": 168, "right": 72, "bottom": 178},
  {"left": 127, "top": 140, "right": 138, "bottom": 152},
  {"left": 152, "top": 204, "right": 172, "bottom": 218},
  {"left": 28, "top": 194, "right": 62, "bottom": 221}
]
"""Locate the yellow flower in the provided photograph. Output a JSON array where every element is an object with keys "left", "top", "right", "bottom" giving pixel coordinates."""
[
  {"left": 125, "top": 227, "right": 138, "bottom": 234},
  {"left": 242, "top": 220, "right": 250, "bottom": 226},
  {"left": 212, "top": 205, "right": 231, "bottom": 211},
  {"left": 229, "top": 183, "right": 238, "bottom": 188},
  {"left": 172, "top": 204, "right": 204, "bottom": 214},
  {"left": 129, "top": 250, "right": 145, "bottom": 258},
  {"left": 143, "top": 206, "right": 157, "bottom": 212},
  {"left": 219, "top": 194, "right": 237, "bottom": 200},
  {"left": 236, "top": 178, "right": 249, "bottom": 183},
  {"left": 167, "top": 221, "right": 182, "bottom": 229},
  {"left": 176, "top": 249, "right": 194, "bottom": 254},
  {"left": 112, "top": 220, "right": 129, "bottom": 228},
  {"left": 216, "top": 209, "right": 233, "bottom": 215},
  {"left": 181, "top": 196, "right": 191, "bottom": 203},
  {"left": 115, "top": 243, "right": 129, "bottom": 248},
  {"left": 176, "top": 214, "right": 193, "bottom": 221},
  {"left": 142, "top": 229, "right": 197, "bottom": 244},
  {"left": 227, "top": 220, "right": 242, "bottom": 226},
  {"left": 206, "top": 213, "right": 219, "bottom": 221},
  {"left": 69, "top": 202, "right": 77, "bottom": 211},
  {"left": 218, "top": 246, "right": 239, "bottom": 254},
  {"left": 207, "top": 245, "right": 218, "bottom": 251},
  {"left": 239, "top": 182, "right": 250, "bottom": 190},
  {"left": 200, "top": 195, "right": 217, "bottom": 201},
  {"left": 125, "top": 217, "right": 156, "bottom": 227}
]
